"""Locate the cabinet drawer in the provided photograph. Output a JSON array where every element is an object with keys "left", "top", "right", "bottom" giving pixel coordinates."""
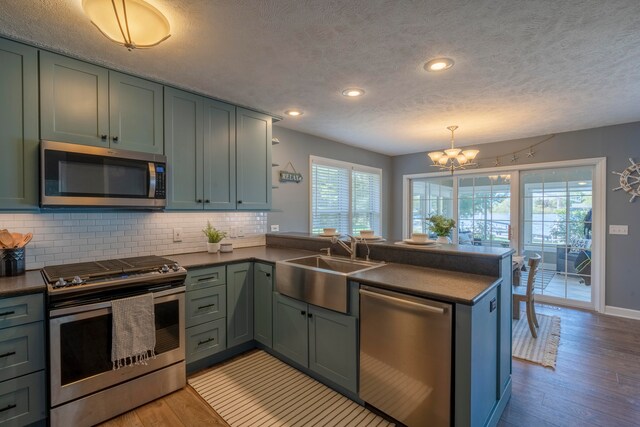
[
  {"left": 0, "top": 323, "right": 45, "bottom": 383},
  {"left": 186, "top": 318, "right": 226, "bottom": 364},
  {"left": 186, "top": 285, "right": 226, "bottom": 327},
  {"left": 186, "top": 266, "right": 226, "bottom": 292},
  {"left": 0, "top": 295, "right": 44, "bottom": 329},
  {"left": 0, "top": 370, "right": 46, "bottom": 426}
]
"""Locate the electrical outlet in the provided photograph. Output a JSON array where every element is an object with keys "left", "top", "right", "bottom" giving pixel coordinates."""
[
  {"left": 271, "top": 225, "right": 280, "bottom": 232},
  {"left": 609, "top": 225, "right": 628, "bottom": 235},
  {"left": 173, "top": 228, "right": 183, "bottom": 242}
]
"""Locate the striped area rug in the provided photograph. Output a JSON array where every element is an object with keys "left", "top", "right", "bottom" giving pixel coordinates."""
[
  {"left": 188, "top": 351, "right": 394, "bottom": 427},
  {"left": 512, "top": 312, "right": 561, "bottom": 369}
]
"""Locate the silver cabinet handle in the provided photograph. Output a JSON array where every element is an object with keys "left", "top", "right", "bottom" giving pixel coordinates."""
[{"left": 359, "top": 288, "right": 446, "bottom": 314}]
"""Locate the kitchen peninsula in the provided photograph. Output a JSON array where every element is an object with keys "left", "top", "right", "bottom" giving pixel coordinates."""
[{"left": 0, "top": 234, "right": 512, "bottom": 426}]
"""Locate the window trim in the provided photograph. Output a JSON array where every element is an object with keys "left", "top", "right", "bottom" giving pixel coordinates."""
[
  {"left": 309, "top": 155, "right": 383, "bottom": 236},
  {"left": 402, "top": 157, "right": 606, "bottom": 313}
]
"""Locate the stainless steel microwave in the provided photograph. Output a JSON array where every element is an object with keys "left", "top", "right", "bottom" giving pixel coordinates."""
[{"left": 41, "top": 140, "right": 167, "bottom": 208}]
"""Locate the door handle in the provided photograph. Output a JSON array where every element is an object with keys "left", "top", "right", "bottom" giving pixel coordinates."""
[
  {"left": 359, "top": 288, "right": 446, "bottom": 314},
  {"left": 112, "top": 136, "right": 119, "bottom": 142}
]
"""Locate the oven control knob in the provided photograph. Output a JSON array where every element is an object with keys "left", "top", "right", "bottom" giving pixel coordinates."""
[
  {"left": 55, "top": 278, "right": 67, "bottom": 288},
  {"left": 72, "top": 276, "right": 83, "bottom": 285},
  {"left": 161, "top": 264, "right": 170, "bottom": 273},
  {"left": 172, "top": 262, "right": 180, "bottom": 271}
]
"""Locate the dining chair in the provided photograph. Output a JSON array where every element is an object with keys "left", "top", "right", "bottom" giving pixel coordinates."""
[{"left": 512, "top": 254, "right": 542, "bottom": 338}]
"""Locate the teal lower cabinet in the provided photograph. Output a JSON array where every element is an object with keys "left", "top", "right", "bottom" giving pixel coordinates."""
[
  {"left": 253, "top": 263, "right": 273, "bottom": 348},
  {"left": 273, "top": 293, "right": 358, "bottom": 394},
  {"left": 455, "top": 286, "right": 501, "bottom": 427},
  {"left": 308, "top": 305, "right": 357, "bottom": 392},
  {"left": 186, "top": 318, "right": 227, "bottom": 363},
  {"left": 273, "top": 293, "right": 308, "bottom": 366},
  {"left": 0, "top": 293, "right": 46, "bottom": 426},
  {"left": 185, "top": 266, "right": 227, "bottom": 365},
  {"left": 227, "top": 263, "right": 254, "bottom": 348}
]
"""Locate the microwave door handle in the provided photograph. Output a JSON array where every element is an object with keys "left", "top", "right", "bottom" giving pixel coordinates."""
[{"left": 148, "top": 163, "right": 156, "bottom": 198}]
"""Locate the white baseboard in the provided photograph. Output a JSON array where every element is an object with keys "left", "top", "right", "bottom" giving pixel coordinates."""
[{"left": 604, "top": 305, "right": 640, "bottom": 320}]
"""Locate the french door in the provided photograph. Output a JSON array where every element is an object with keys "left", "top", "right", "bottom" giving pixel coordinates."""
[
  {"left": 407, "top": 160, "right": 603, "bottom": 310},
  {"left": 409, "top": 173, "right": 516, "bottom": 249}
]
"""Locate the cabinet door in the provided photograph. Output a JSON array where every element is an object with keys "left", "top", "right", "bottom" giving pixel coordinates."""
[
  {"left": 203, "top": 99, "right": 236, "bottom": 209},
  {"left": 40, "top": 51, "right": 109, "bottom": 147},
  {"left": 164, "top": 87, "right": 204, "bottom": 209},
  {"left": 226, "top": 263, "right": 254, "bottom": 348},
  {"left": 109, "top": 72, "right": 163, "bottom": 154},
  {"left": 0, "top": 39, "right": 38, "bottom": 209},
  {"left": 273, "top": 293, "right": 308, "bottom": 367},
  {"left": 253, "top": 263, "right": 273, "bottom": 348},
  {"left": 236, "top": 107, "right": 272, "bottom": 210},
  {"left": 308, "top": 305, "right": 358, "bottom": 393}
]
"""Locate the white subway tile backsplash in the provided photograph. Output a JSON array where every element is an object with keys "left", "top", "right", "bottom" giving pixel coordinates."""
[{"left": 0, "top": 211, "right": 267, "bottom": 270}]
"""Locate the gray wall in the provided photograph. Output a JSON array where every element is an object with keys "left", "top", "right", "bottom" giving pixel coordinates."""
[
  {"left": 269, "top": 126, "right": 393, "bottom": 236},
  {"left": 391, "top": 121, "right": 640, "bottom": 311}
]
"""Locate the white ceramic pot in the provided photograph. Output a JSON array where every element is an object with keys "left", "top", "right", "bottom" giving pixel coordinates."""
[
  {"left": 207, "top": 242, "right": 220, "bottom": 253},
  {"left": 436, "top": 236, "right": 451, "bottom": 244}
]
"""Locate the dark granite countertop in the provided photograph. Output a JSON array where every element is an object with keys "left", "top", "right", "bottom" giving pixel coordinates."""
[
  {"left": 267, "top": 232, "right": 515, "bottom": 259},
  {"left": 0, "top": 270, "right": 46, "bottom": 297},
  {"left": 174, "top": 246, "right": 499, "bottom": 305},
  {"left": 349, "top": 263, "right": 500, "bottom": 305},
  {"left": 171, "top": 246, "right": 317, "bottom": 269},
  {"left": 0, "top": 245, "right": 501, "bottom": 305}
]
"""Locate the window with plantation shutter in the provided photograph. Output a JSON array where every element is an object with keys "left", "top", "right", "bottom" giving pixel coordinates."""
[{"left": 310, "top": 156, "right": 382, "bottom": 236}]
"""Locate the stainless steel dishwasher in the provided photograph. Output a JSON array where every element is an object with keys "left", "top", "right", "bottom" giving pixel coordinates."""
[{"left": 359, "top": 285, "right": 452, "bottom": 427}]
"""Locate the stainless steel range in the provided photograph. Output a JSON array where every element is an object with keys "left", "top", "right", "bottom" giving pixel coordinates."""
[{"left": 43, "top": 255, "right": 187, "bottom": 427}]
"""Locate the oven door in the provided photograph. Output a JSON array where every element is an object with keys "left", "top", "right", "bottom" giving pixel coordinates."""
[
  {"left": 40, "top": 140, "right": 166, "bottom": 208},
  {"left": 49, "top": 287, "right": 185, "bottom": 407}
]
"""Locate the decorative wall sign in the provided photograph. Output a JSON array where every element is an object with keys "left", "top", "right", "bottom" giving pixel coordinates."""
[
  {"left": 279, "top": 161, "right": 303, "bottom": 183},
  {"left": 612, "top": 158, "right": 640, "bottom": 202}
]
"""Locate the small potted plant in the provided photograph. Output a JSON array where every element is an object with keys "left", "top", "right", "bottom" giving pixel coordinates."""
[
  {"left": 202, "top": 221, "right": 227, "bottom": 253},
  {"left": 426, "top": 215, "right": 456, "bottom": 244}
]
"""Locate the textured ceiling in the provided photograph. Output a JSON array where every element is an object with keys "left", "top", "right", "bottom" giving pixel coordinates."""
[{"left": 1, "top": 0, "right": 640, "bottom": 155}]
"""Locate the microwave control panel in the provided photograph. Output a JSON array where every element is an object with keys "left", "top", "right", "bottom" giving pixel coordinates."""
[{"left": 155, "top": 164, "right": 166, "bottom": 199}]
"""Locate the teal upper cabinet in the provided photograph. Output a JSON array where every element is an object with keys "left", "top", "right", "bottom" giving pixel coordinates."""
[
  {"left": 0, "top": 39, "right": 39, "bottom": 210},
  {"left": 236, "top": 108, "right": 272, "bottom": 210},
  {"left": 40, "top": 52, "right": 163, "bottom": 154},
  {"left": 203, "top": 99, "right": 236, "bottom": 209},
  {"left": 109, "top": 72, "right": 163, "bottom": 154},
  {"left": 40, "top": 51, "right": 109, "bottom": 147},
  {"left": 164, "top": 88, "right": 236, "bottom": 210},
  {"left": 164, "top": 88, "right": 204, "bottom": 210}
]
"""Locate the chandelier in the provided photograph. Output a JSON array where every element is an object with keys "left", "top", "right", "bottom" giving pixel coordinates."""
[
  {"left": 427, "top": 126, "right": 479, "bottom": 174},
  {"left": 82, "top": 0, "right": 171, "bottom": 50}
]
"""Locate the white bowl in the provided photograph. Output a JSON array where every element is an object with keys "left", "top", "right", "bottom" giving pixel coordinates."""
[
  {"left": 323, "top": 228, "right": 337, "bottom": 235},
  {"left": 359, "top": 230, "right": 374, "bottom": 237},
  {"left": 411, "top": 233, "right": 429, "bottom": 243}
]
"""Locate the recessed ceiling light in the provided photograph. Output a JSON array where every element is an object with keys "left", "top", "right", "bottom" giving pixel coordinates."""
[
  {"left": 424, "top": 58, "right": 454, "bottom": 72},
  {"left": 342, "top": 88, "right": 365, "bottom": 97},
  {"left": 284, "top": 109, "right": 303, "bottom": 117}
]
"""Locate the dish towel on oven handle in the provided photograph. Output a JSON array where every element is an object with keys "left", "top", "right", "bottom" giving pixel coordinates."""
[{"left": 111, "top": 293, "right": 156, "bottom": 370}]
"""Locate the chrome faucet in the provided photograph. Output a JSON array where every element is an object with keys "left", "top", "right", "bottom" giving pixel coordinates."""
[{"left": 331, "top": 235, "right": 358, "bottom": 260}]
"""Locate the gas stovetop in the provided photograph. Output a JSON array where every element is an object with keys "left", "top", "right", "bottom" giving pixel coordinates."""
[{"left": 42, "top": 255, "right": 187, "bottom": 303}]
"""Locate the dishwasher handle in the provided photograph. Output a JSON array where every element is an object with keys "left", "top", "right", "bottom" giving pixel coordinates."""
[{"left": 359, "top": 288, "right": 447, "bottom": 315}]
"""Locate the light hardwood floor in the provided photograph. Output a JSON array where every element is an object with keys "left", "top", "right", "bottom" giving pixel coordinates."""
[{"left": 100, "top": 304, "right": 640, "bottom": 427}]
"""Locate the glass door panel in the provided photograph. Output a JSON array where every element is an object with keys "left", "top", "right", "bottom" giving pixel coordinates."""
[
  {"left": 409, "top": 177, "right": 453, "bottom": 235},
  {"left": 458, "top": 174, "right": 511, "bottom": 248},
  {"left": 521, "top": 167, "right": 593, "bottom": 304}
]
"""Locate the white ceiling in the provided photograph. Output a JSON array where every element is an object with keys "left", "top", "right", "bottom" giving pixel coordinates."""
[{"left": 1, "top": 0, "right": 640, "bottom": 156}]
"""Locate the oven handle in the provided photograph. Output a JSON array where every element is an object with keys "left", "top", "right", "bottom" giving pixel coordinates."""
[{"left": 50, "top": 285, "right": 185, "bottom": 318}]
